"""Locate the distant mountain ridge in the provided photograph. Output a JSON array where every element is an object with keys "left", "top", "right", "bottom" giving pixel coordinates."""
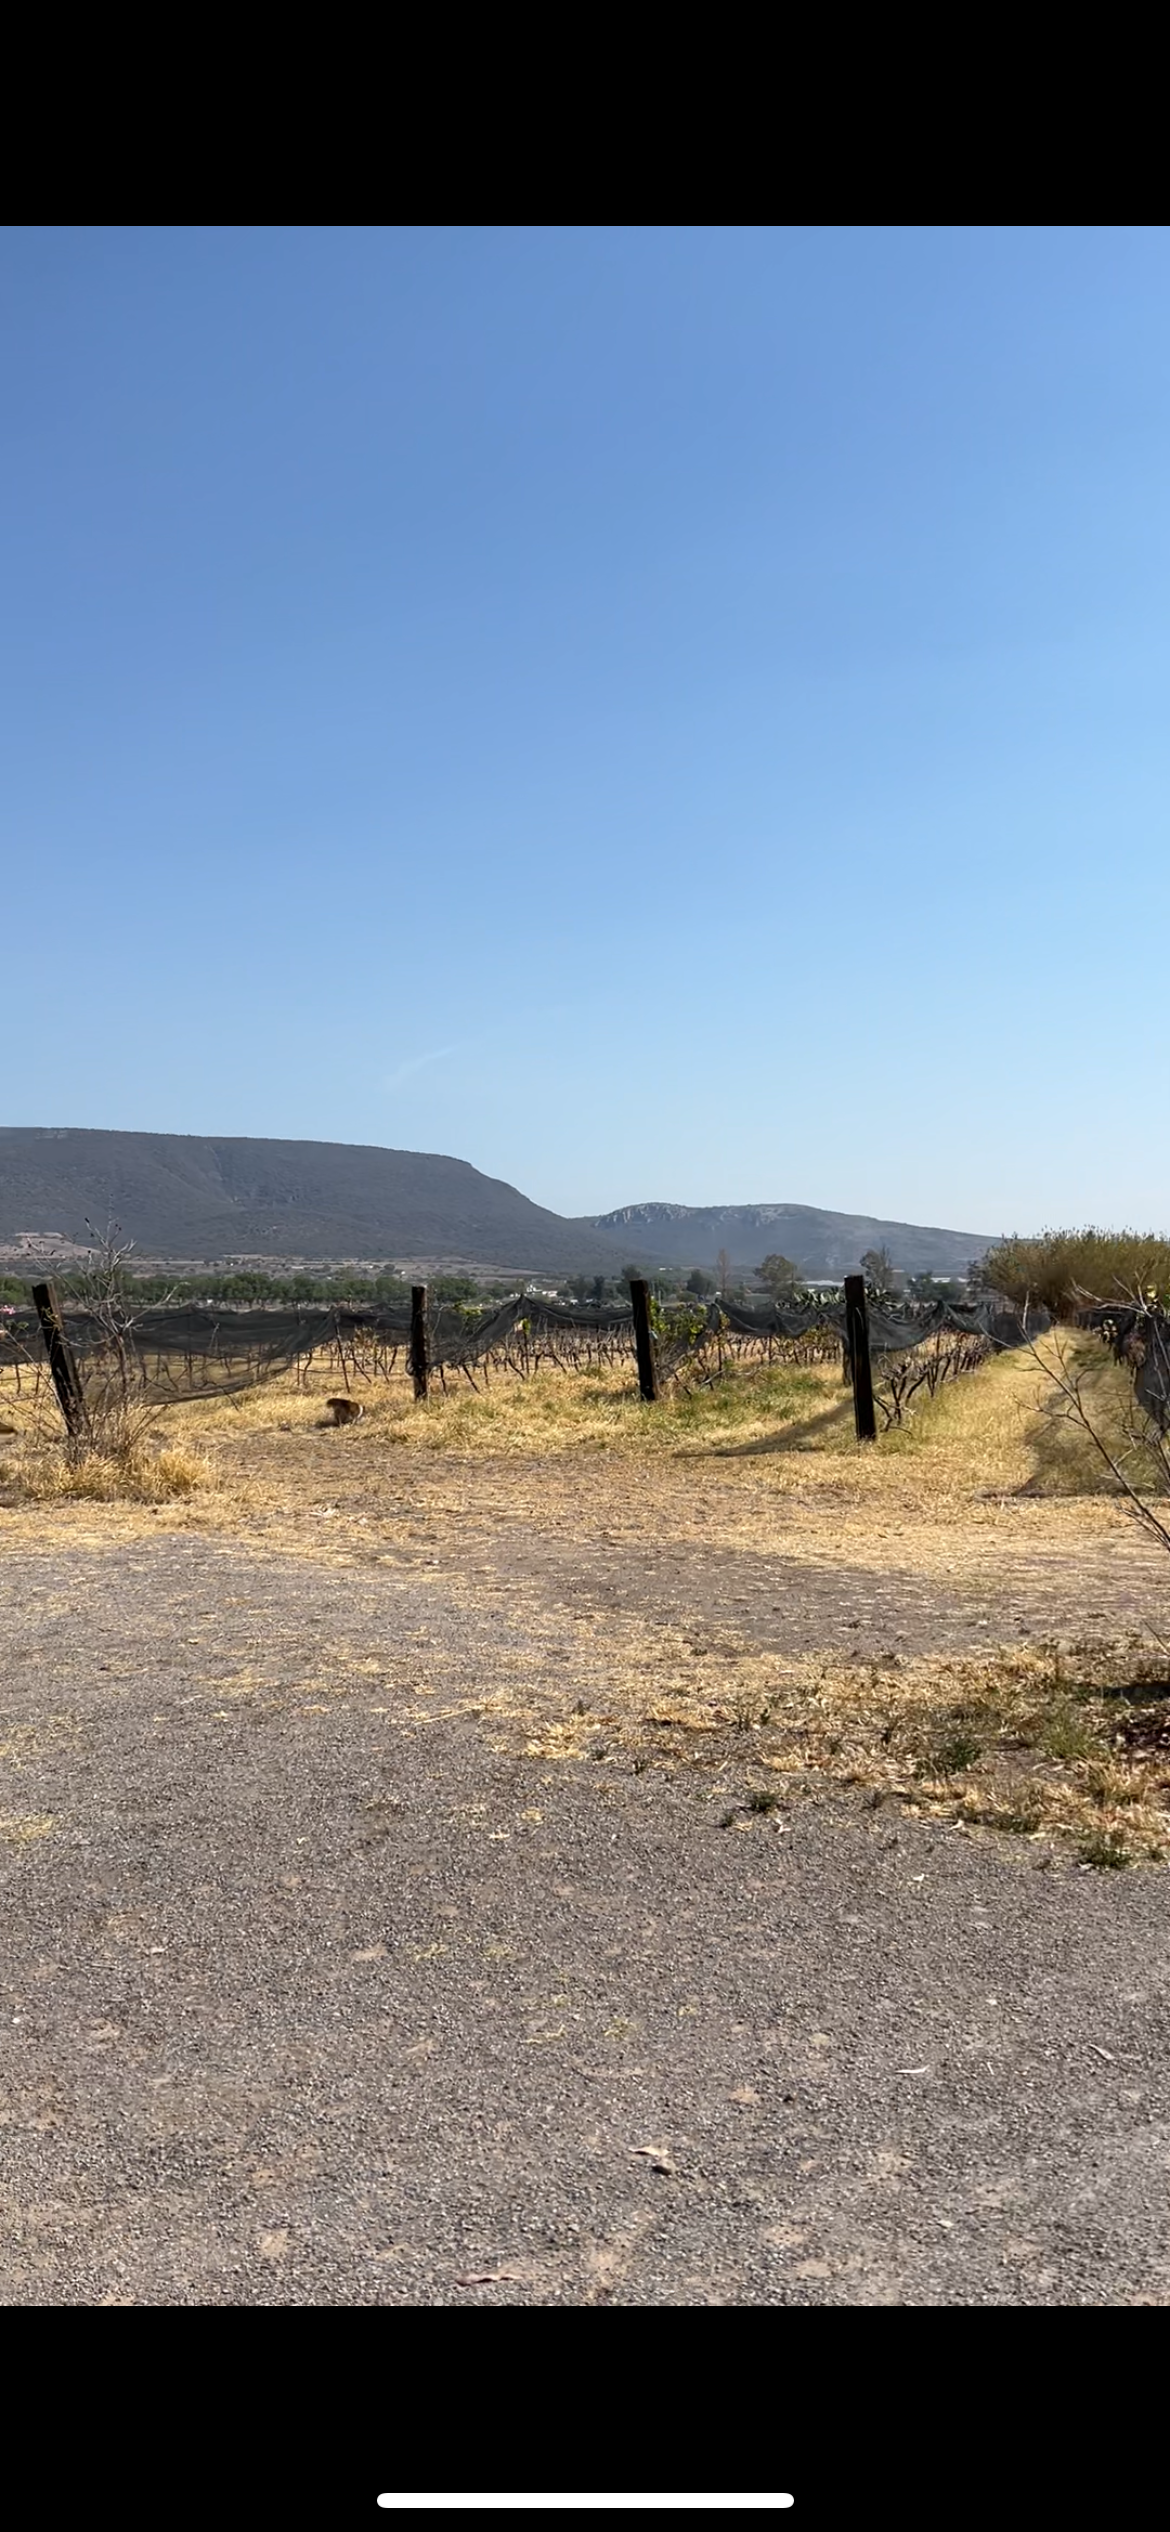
[
  {"left": 0, "top": 1129, "right": 996, "bottom": 1279},
  {"left": 0, "top": 1128, "right": 629, "bottom": 1273},
  {"left": 577, "top": 1200, "right": 994, "bottom": 1280}
]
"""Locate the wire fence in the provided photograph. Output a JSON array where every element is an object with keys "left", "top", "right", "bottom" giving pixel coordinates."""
[{"left": 0, "top": 1288, "right": 1046, "bottom": 1423}]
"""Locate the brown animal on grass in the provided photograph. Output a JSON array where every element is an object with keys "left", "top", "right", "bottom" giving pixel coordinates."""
[{"left": 325, "top": 1397, "right": 364, "bottom": 1425}]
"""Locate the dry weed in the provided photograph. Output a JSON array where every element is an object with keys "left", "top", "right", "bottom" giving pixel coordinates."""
[
  {"left": 15, "top": 1442, "right": 213, "bottom": 1504},
  {"left": 507, "top": 1620, "right": 1170, "bottom": 1865}
]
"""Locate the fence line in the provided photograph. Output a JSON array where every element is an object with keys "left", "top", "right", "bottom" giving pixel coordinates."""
[{"left": 0, "top": 1289, "right": 1045, "bottom": 1429}]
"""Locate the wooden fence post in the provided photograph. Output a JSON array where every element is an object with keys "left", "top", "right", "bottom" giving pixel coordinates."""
[
  {"left": 629, "top": 1278, "right": 660, "bottom": 1402},
  {"left": 31, "top": 1280, "right": 88, "bottom": 1440},
  {"left": 409, "top": 1285, "right": 429, "bottom": 1401},
  {"left": 843, "top": 1274, "right": 876, "bottom": 1442}
]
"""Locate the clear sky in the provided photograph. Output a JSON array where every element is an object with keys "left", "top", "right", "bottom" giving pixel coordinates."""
[{"left": 3, "top": 227, "right": 1167, "bottom": 1235}]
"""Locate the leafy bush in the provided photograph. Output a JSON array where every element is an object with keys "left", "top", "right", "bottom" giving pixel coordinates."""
[{"left": 979, "top": 1229, "right": 1170, "bottom": 1319}]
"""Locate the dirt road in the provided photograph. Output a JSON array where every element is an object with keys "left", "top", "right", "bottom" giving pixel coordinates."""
[{"left": 3, "top": 1528, "right": 1170, "bottom": 2305}]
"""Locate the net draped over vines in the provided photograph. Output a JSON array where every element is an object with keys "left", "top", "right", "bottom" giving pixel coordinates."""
[
  {"left": 0, "top": 1290, "right": 1047, "bottom": 1408},
  {"left": 1078, "top": 1304, "right": 1170, "bottom": 1432}
]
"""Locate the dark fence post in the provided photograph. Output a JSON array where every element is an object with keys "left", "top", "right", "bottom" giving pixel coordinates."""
[
  {"left": 629, "top": 1279, "right": 660, "bottom": 1402},
  {"left": 31, "top": 1279, "right": 88, "bottom": 1440},
  {"left": 843, "top": 1274, "right": 876, "bottom": 1442},
  {"left": 409, "top": 1285, "right": 429, "bottom": 1401}
]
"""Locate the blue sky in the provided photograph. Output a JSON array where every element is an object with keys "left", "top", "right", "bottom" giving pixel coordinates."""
[{"left": 2, "top": 226, "right": 1167, "bottom": 1235}]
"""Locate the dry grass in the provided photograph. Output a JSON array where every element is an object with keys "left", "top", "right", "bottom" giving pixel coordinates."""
[
  {"left": 0, "top": 1375, "right": 218, "bottom": 1505},
  {"left": 94, "top": 1326, "right": 1150, "bottom": 1500},
  {"left": 4, "top": 1332, "right": 1169, "bottom": 1864},
  {"left": 13, "top": 1442, "right": 214, "bottom": 1503},
  {"left": 0, "top": 1813, "right": 56, "bottom": 1844},
  {"left": 494, "top": 1615, "right": 1170, "bottom": 1867},
  {"left": 1, "top": 1333, "right": 1160, "bottom": 1592},
  {"left": 0, "top": 1324, "right": 1149, "bottom": 1496}
]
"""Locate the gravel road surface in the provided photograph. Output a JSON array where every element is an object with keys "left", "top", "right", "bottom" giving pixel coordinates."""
[{"left": 3, "top": 1535, "right": 1169, "bottom": 2306}]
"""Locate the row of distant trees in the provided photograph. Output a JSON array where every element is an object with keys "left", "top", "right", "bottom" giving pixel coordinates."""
[
  {"left": 0, "top": 1247, "right": 975, "bottom": 1314},
  {"left": 613, "top": 1232, "right": 1170, "bottom": 1320},
  {"left": 561, "top": 1247, "right": 971, "bottom": 1309},
  {"left": 14, "top": 1232, "right": 1166, "bottom": 1322},
  {"left": 752, "top": 1247, "right": 969, "bottom": 1306},
  {"left": 0, "top": 1264, "right": 507, "bottom": 1310},
  {"left": 18, "top": 1238, "right": 1089, "bottom": 1319}
]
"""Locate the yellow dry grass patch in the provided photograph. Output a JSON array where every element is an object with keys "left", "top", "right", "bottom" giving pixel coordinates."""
[
  {"left": 0, "top": 1333, "right": 1158, "bottom": 1583},
  {"left": 4, "top": 1332, "right": 1169, "bottom": 1863},
  {"left": 461, "top": 1606, "right": 1170, "bottom": 1866},
  {"left": 0, "top": 1813, "right": 55, "bottom": 1844},
  {"left": 13, "top": 1442, "right": 215, "bottom": 1504},
  {"left": 0, "top": 1323, "right": 1147, "bottom": 1488},
  {"left": 158, "top": 1327, "right": 1150, "bottom": 1494}
]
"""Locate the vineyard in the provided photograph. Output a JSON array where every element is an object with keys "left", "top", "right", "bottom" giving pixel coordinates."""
[{"left": 0, "top": 1283, "right": 1043, "bottom": 1449}]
